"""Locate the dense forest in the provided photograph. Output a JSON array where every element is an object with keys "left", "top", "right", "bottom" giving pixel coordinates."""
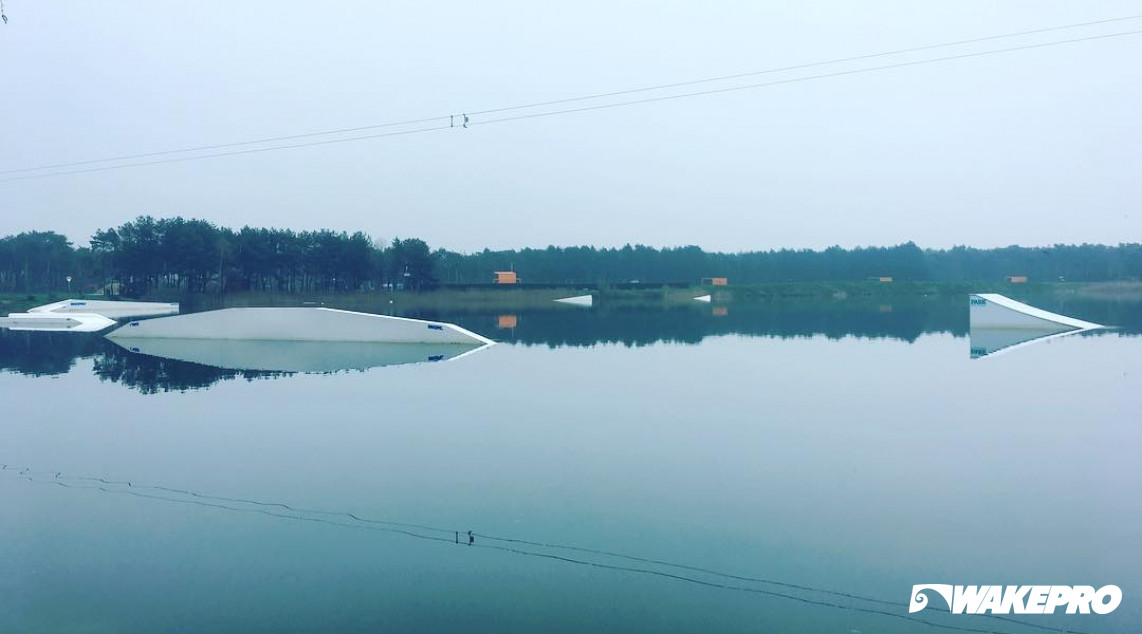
[{"left": 1, "top": 215, "right": 1139, "bottom": 294}]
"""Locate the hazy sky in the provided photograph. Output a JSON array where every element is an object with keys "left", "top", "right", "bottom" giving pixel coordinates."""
[{"left": 1, "top": 1, "right": 1139, "bottom": 252}]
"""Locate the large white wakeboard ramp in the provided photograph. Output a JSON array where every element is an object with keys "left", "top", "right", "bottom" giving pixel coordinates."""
[
  {"left": 106, "top": 307, "right": 494, "bottom": 346},
  {"left": 969, "top": 294, "right": 1103, "bottom": 330}
]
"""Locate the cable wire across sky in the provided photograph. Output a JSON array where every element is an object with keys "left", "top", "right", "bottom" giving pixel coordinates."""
[{"left": 2, "top": 15, "right": 1141, "bottom": 182}]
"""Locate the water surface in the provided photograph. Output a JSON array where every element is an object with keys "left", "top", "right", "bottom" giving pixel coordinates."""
[{"left": 2, "top": 295, "right": 1139, "bottom": 633}]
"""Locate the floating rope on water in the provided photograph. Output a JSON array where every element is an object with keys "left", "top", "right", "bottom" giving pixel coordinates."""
[{"left": 0, "top": 463, "right": 1093, "bottom": 634}]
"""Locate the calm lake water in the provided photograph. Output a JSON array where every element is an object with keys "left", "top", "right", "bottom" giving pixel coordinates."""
[{"left": 2, "top": 294, "right": 1140, "bottom": 633}]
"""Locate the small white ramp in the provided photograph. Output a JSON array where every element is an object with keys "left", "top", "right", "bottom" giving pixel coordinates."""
[
  {"left": 693, "top": 295, "right": 712, "bottom": 303},
  {"left": 554, "top": 295, "right": 593, "bottom": 307}
]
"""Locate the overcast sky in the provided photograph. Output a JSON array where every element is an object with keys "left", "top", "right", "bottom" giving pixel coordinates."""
[{"left": 1, "top": 1, "right": 1139, "bottom": 253}]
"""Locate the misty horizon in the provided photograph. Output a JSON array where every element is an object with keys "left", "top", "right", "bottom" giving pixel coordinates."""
[{"left": 2, "top": 1, "right": 1139, "bottom": 252}]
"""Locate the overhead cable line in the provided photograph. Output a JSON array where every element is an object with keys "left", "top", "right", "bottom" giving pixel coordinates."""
[
  {"left": 466, "top": 12, "right": 1142, "bottom": 117},
  {"left": 2, "top": 27, "right": 1141, "bottom": 182},
  {"left": 3, "top": 12, "right": 1140, "bottom": 177},
  {"left": 0, "top": 115, "right": 451, "bottom": 176},
  {"left": 466, "top": 29, "right": 1142, "bottom": 128},
  {"left": 0, "top": 123, "right": 455, "bottom": 182}
]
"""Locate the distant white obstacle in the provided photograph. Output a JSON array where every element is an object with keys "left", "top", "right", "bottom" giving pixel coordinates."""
[
  {"left": 29, "top": 299, "right": 179, "bottom": 320},
  {"left": 0, "top": 312, "right": 116, "bottom": 333},
  {"left": 693, "top": 295, "right": 712, "bottom": 303},
  {"left": 106, "top": 307, "right": 495, "bottom": 346},
  {"left": 106, "top": 337, "right": 491, "bottom": 372},
  {"left": 968, "top": 293, "right": 1105, "bottom": 359},
  {"left": 969, "top": 294, "right": 1103, "bottom": 330},
  {"left": 554, "top": 295, "right": 594, "bottom": 307}
]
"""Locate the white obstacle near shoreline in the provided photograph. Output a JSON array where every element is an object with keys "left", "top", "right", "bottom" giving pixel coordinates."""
[
  {"left": 105, "top": 307, "right": 495, "bottom": 346},
  {"left": 29, "top": 299, "right": 179, "bottom": 319},
  {"left": 553, "top": 295, "right": 593, "bottom": 307},
  {"left": 693, "top": 295, "right": 712, "bottom": 303}
]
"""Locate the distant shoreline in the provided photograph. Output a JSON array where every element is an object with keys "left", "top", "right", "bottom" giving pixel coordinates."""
[{"left": 4, "top": 281, "right": 1140, "bottom": 316}]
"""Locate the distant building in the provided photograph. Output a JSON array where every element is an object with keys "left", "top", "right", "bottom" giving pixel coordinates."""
[
  {"left": 493, "top": 271, "right": 519, "bottom": 284},
  {"left": 497, "top": 314, "right": 518, "bottom": 329},
  {"left": 1006, "top": 275, "right": 1028, "bottom": 283},
  {"left": 866, "top": 276, "right": 893, "bottom": 283},
  {"left": 701, "top": 277, "right": 728, "bottom": 286}
]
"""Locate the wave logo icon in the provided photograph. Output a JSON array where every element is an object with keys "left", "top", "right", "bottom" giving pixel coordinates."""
[
  {"left": 909, "top": 584, "right": 1121, "bottom": 615},
  {"left": 910, "top": 585, "right": 954, "bottom": 613}
]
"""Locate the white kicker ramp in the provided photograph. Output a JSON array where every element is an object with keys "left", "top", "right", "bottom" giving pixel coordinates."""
[
  {"left": 106, "top": 307, "right": 494, "bottom": 345},
  {"left": 968, "top": 293, "right": 1105, "bottom": 359},
  {"left": 969, "top": 294, "right": 1103, "bottom": 330}
]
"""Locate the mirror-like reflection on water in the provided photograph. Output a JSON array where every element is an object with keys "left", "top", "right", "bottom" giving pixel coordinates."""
[
  {"left": 2, "top": 293, "right": 1139, "bottom": 392},
  {"left": 2, "top": 293, "right": 1139, "bottom": 634}
]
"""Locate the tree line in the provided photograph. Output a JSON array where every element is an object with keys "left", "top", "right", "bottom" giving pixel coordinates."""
[
  {"left": 1, "top": 215, "right": 1139, "bottom": 294},
  {"left": 1, "top": 216, "right": 436, "bottom": 295}
]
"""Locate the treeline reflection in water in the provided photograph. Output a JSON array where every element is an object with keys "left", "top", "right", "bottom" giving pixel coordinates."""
[
  {"left": 435, "top": 294, "right": 1141, "bottom": 347},
  {"left": 0, "top": 330, "right": 285, "bottom": 392},
  {"left": 2, "top": 295, "right": 1138, "bottom": 393}
]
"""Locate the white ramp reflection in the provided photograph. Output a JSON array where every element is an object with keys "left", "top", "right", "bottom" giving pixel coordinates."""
[
  {"left": 968, "top": 326, "right": 1097, "bottom": 359},
  {"left": 106, "top": 337, "right": 492, "bottom": 372}
]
